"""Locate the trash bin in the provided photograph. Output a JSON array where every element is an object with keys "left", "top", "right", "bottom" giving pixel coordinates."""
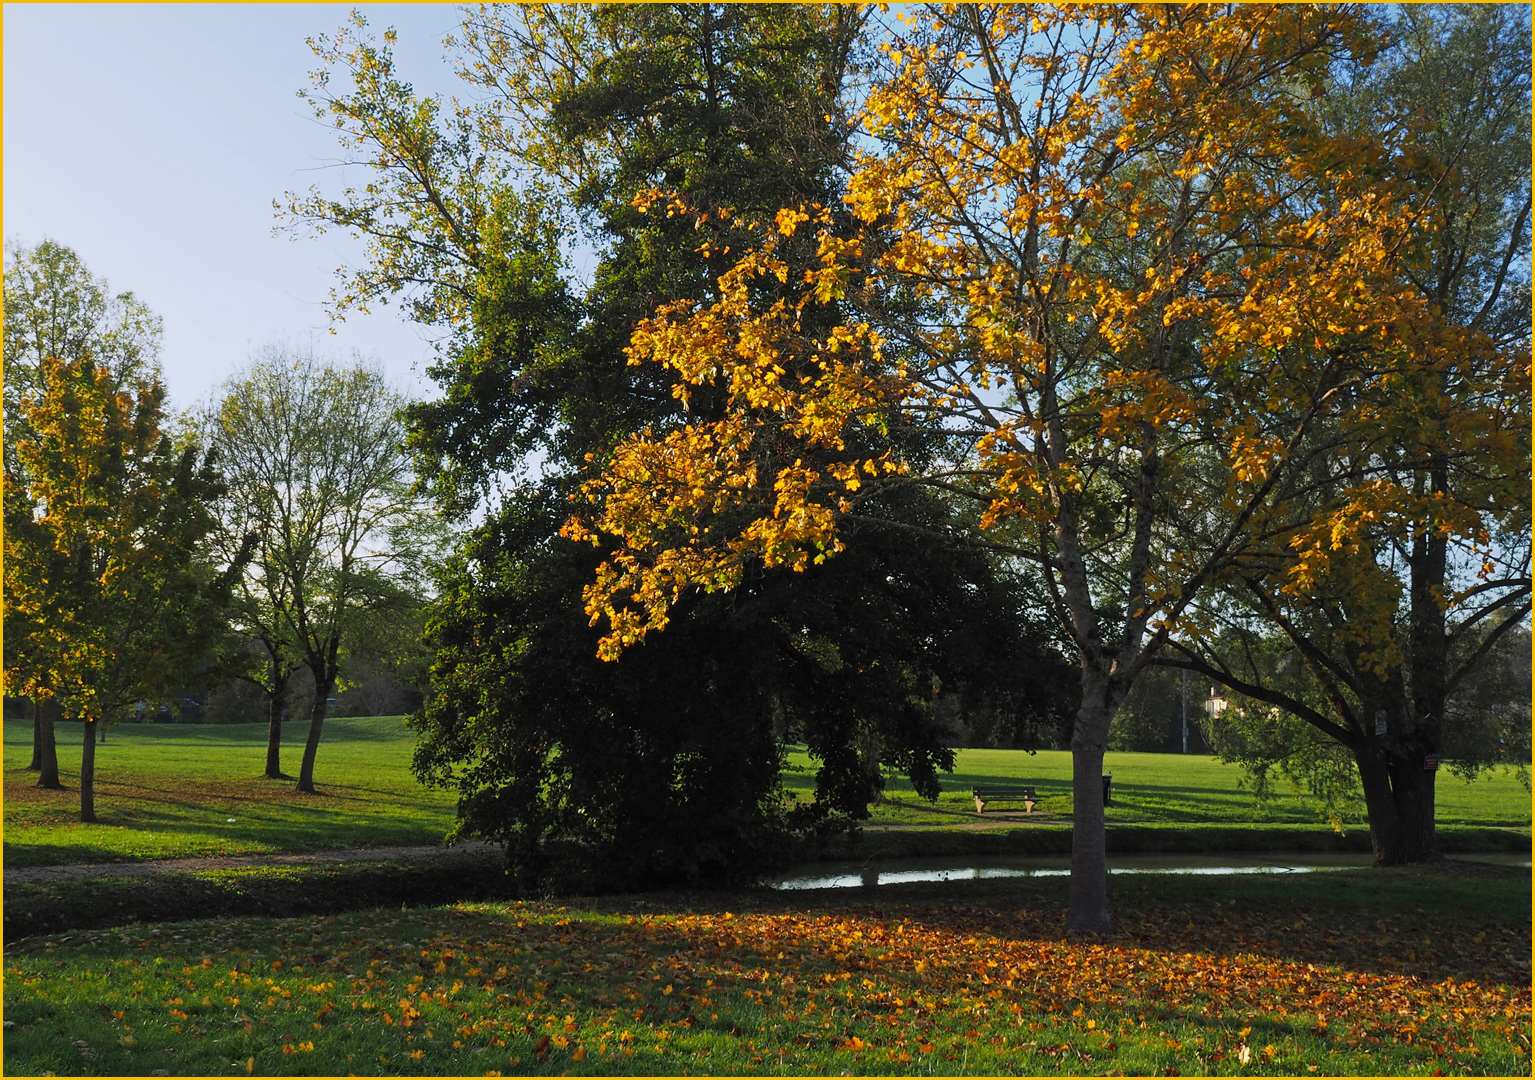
[{"left": 1102, "top": 773, "right": 1113, "bottom": 806}]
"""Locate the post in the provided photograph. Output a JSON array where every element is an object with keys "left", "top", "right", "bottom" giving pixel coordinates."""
[{"left": 1181, "top": 670, "right": 1188, "bottom": 754}]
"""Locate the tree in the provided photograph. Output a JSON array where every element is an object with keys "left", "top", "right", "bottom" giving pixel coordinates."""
[
  {"left": 2, "top": 238, "right": 162, "bottom": 423},
  {"left": 201, "top": 580, "right": 306, "bottom": 776},
  {"left": 4, "top": 357, "right": 236, "bottom": 821},
  {"left": 2, "top": 473, "right": 64, "bottom": 787},
  {"left": 208, "top": 345, "right": 437, "bottom": 793},
  {"left": 1167, "top": 5, "right": 1532, "bottom": 863},
  {"left": 570, "top": 6, "right": 1443, "bottom": 931},
  {"left": 204, "top": 394, "right": 306, "bottom": 779},
  {"left": 3, "top": 238, "right": 164, "bottom": 779},
  {"left": 330, "top": 589, "right": 431, "bottom": 717},
  {"left": 286, "top": 6, "right": 1077, "bottom": 890}
]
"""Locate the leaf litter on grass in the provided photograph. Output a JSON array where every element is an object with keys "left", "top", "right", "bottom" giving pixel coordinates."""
[{"left": 4, "top": 887, "right": 1528, "bottom": 1077}]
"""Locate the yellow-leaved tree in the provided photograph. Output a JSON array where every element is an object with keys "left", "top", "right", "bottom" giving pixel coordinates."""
[
  {"left": 566, "top": 5, "right": 1451, "bottom": 931},
  {"left": 3, "top": 357, "right": 239, "bottom": 822}
]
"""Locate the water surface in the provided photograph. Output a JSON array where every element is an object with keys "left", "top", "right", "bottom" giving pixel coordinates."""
[{"left": 772, "top": 851, "right": 1529, "bottom": 890}]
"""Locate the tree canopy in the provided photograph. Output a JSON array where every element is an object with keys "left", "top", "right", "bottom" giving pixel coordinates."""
[
  {"left": 208, "top": 345, "right": 437, "bottom": 793},
  {"left": 287, "top": 5, "right": 1077, "bottom": 891},
  {"left": 3, "top": 239, "right": 176, "bottom": 791},
  {"left": 1172, "top": 4, "right": 1532, "bottom": 863},
  {"left": 2, "top": 238, "right": 163, "bottom": 410},
  {"left": 569, "top": 4, "right": 1490, "bottom": 930},
  {"left": 4, "top": 356, "right": 236, "bottom": 820}
]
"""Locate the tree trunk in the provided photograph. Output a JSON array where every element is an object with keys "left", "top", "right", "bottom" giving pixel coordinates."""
[
  {"left": 295, "top": 675, "right": 333, "bottom": 794},
  {"left": 1066, "top": 696, "right": 1115, "bottom": 934},
  {"left": 1403, "top": 479, "right": 1448, "bottom": 862},
  {"left": 27, "top": 700, "right": 41, "bottom": 770},
  {"left": 36, "top": 698, "right": 62, "bottom": 789},
  {"left": 1353, "top": 744, "right": 1406, "bottom": 865},
  {"left": 265, "top": 666, "right": 289, "bottom": 780},
  {"left": 81, "top": 717, "right": 98, "bottom": 822},
  {"left": 1387, "top": 753, "right": 1440, "bottom": 863}
]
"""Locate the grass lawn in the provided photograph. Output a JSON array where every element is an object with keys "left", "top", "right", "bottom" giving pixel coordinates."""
[
  {"left": 4, "top": 864, "right": 1528, "bottom": 1077},
  {"left": 2, "top": 717, "right": 457, "bottom": 867},
  {"left": 6, "top": 720, "right": 1528, "bottom": 868},
  {"left": 782, "top": 746, "right": 1533, "bottom": 829}
]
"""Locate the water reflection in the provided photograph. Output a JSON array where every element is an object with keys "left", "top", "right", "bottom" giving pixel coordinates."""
[{"left": 772, "top": 851, "right": 1529, "bottom": 891}]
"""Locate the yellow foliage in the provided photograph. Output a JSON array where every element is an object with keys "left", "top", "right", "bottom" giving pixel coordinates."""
[{"left": 567, "top": 5, "right": 1520, "bottom": 665}]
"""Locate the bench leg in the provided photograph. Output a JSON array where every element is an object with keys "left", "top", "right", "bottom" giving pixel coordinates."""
[
  {"left": 1024, "top": 800, "right": 1036, "bottom": 815},
  {"left": 974, "top": 795, "right": 986, "bottom": 815}
]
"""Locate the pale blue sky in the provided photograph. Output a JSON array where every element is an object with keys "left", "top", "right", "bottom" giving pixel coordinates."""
[{"left": 4, "top": 4, "right": 474, "bottom": 410}]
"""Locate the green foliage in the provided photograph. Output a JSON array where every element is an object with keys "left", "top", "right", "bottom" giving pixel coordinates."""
[
  {"left": 1441, "top": 627, "right": 1532, "bottom": 781},
  {"left": 2, "top": 238, "right": 163, "bottom": 443},
  {"left": 414, "top": 487, "right": 1075, "bottom": 891},
  {"left": 206, "top": 345, "right": 443, "bottom": 789},
  {"left": 1107, "top": 666, "right": 1212, "bottom": 754},
  {"left": 1376, "top": 5, "right": 1532, "bottom": 345}
]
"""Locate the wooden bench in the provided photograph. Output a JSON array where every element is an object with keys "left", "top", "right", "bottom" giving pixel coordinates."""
[{"left": 972, "top": 785, "right": 1038, "bottom": 815}]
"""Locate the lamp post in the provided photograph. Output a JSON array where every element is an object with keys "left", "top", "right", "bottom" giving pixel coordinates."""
[{"left": 1181, "top": 670, "right": 1188, "bottom": 754}]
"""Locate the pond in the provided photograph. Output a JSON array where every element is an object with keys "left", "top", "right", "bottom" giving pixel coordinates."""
[{"left": 771, "top": 851, "right": 1530, "bottom": 890}]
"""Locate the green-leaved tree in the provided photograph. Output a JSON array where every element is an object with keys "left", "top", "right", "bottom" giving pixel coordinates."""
[{"left": 208, "top": 345, "right": 440, "bottom": 792}]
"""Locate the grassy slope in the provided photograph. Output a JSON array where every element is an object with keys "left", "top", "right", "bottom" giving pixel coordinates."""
[
  {"left": 783, "top": 745, "right": 1533, "bottom": 828},
  {"left": 2, "top": 717, "right": 457, "bottom": 867},
  {"left": 3, "top": 865, "right": 1528, "bottom": 1077},
  {"left": 5, "top": 720, "right": 1527, "bottom": 867}
]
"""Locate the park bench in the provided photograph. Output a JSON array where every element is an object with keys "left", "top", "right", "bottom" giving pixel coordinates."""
[{"left": 972, "top": 785, "right": 1038, "bottom": 815}]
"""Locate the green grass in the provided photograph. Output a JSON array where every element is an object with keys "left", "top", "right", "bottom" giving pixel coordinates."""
[
  {"left": 2, "top": 717, "right": 457, "bottom": 867},
  {"left": 782, "top": 746, "right": 1533, "bottom": 828},
  {"left": 7, "top": 721, "right": 1527, "bottom": 869},
  {"left": 4, "top": 865, "right": 1528, "bottom": 1077}
]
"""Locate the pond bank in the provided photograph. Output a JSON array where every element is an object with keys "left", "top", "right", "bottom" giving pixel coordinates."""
[{"left": 5, "top": 823, "right": 1526, "bottom": 940}]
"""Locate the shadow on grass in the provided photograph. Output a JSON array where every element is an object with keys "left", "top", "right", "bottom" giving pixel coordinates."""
[
  {"left": 645, "top": 863, "right": 1532, "bottom": 986},
  {"left": 6, "top": 861, "right": 1525, "bottom": 1080},
  {"left": 3, "top": 792, "right": 451, "bottom": 867},
  {"left": 5, "top": 839, "right": 1528, "bottom": 991}
]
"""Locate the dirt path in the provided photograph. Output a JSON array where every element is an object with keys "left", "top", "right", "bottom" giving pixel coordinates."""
[{"left": 4, "top": 841, "right": 502, "bottom": 886}]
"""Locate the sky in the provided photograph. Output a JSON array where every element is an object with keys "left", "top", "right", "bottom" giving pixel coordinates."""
[{"left": 3, "top": 4, "right": 477, "bottom": 411}]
